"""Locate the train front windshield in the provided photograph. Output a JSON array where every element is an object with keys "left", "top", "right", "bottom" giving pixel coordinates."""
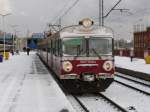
[
  {"left": 62, "top": 37, "right": 112, "bottom": 57},
  {"left": 89, "top": 37, "right": 112, "bottom": 56},
  {"left": 63, "top": 37, "right": 86, "bottom": 56}
]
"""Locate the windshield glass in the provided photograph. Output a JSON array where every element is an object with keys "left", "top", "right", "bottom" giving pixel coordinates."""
[
  {"left": 89, "top": 37, "right": 112, "bottom": 56},
  {"left": 62, "top": 37, "right": 86, "bottom": 56}
]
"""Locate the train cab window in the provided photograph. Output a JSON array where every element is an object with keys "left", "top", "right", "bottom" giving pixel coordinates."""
[
  {"left": 62, "top": 37, "right": 86, "bottom": 56},
  {"left": 89, "top": 37, "right": 112, "bottom": 56}
]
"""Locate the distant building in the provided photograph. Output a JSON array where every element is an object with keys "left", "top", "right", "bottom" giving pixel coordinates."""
[
  {"left": 134, "top": 27, "right": 150, "bottom": 58},
  {"left": 16, "top": 38, "right": 27, "bottom": 51},
  {"left": 114, "top": 39, "right": 133, "bottom": 50},
  {"left": 0, "top": 31, "right": 13, "bottom": 44},
  {"left": 27, "top": 33, "right": 45, "bottom": 49}
]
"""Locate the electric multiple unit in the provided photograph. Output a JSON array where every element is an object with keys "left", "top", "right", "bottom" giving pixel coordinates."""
[{"left": 38, "top": 19, "right": 115, "bottom": 93}]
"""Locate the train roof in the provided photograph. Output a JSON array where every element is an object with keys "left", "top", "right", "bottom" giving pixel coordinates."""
[{"left": 59, "top": 25, "right": 114, "bottom": 38}]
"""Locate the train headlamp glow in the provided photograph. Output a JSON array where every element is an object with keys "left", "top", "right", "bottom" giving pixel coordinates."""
[
  {"left": 103, "top": 61, "right": 113, "bottom": 71},
  {"left": 79, "top": 18, "right": 94, "bottom": 28},
  {"left": 62, "top": 61, "right": 73, "bottom": 72}
]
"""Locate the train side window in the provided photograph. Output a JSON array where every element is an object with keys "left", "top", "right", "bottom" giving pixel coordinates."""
[
  {"left": 58, "top": 39, "right": 62, "bottom": 56},
  {"left": 42, "top": 48, "right": 46, "bottom": 51},
  {"left": 48, "top": 40, "right": 51, "bottom": 52},
  {"left": 53, "top": 40, "right": 56, "bottom": 54},
  {"left": 55, "top": 40, "right": 57, "bottom": 56},
  {"left": 55, "top": 39, "right": 59, "bottom": 56},
  {"left": 49, "top": 39, "right": 52, "bottom": 53}
]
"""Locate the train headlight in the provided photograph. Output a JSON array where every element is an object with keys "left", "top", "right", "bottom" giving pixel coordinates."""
[
  {"left": 62, "top": 61, "right": 73, "bottom": 72},
  {"left": 103, "top": 61, "right": 113, "bottom": 71},
  {"left": 79, "top": 18, "right": 94, "bottom": 28}
]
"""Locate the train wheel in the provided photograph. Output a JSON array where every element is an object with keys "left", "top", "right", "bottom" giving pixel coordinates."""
[
  {"left": 61, "top": 79, "right": 82, "bottom": 94},
  {"left": 97, "top": 78, "right": 114, "bottom": 91}
]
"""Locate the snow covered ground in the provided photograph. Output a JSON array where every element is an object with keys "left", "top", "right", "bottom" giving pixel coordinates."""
[
  {"left": 0, "top": 52, "right": 149, "bottom": 112},
  {"left": 0, "top": 52, "right": 75, "bottom": 112},
  {"left": 115, "top": 56, "right": 150, "bottom": 74},
  {"left": 103, "top": 81, "right": 150, "bottom": 112}
]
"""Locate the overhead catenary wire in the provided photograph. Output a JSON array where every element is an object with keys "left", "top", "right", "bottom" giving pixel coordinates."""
[
  {"left": 53, "top": 0, "right": 80, "bottom": 24},
  {"left": 47, "top": 0, "right": 80, "bottom": 33},
  {"left": 51, "top": 0, "right": 73, "bottom": 23}
]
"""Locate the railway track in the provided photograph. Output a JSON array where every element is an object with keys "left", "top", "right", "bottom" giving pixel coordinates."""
[
  {"left": 72, "top": 95, "right": 90, "bottom": 112},
  {"left": 97, "top": 93, "right": 128, "bottom": 112},
  {"left": 115, "top": 74, "right": 150, "bottom": 96},
  {"left": 67, "top": 93, "right": 128, "bottom": 112},
  {"left": 116, "top": 73, "right": 150, "bottom": 87}
]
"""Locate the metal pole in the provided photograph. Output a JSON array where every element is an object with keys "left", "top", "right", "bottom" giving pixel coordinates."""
[
  {"left": 11, "top": 25, "right": 18, "bottom": 52},
  {"left": 102, "top": 0, "right": 104, "bottom": 26},
  {"left": 12, "top": 34, "right": 15, "bottom": 52},
  {"left": 13, "top": 31, "right": 16, "bottom": 52},
  {"left": 2, "top": 16, "right": 6, "bottom": 58},
  {"left": 0, "top": 13, "right": 11, "bottom": 59},
  {"left": 59, "top": 18, "right": 61, "bottom": 30}
]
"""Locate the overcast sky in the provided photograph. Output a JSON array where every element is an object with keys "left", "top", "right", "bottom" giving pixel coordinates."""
[{"left": 0, "top": 0, "right": 150, "bottom": 39}]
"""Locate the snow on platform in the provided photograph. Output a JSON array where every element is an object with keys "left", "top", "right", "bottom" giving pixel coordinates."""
[
  {"left": 115, "top": 56, "right": 150, "bottom": 75},
  {"left": 0, "top": 52, "right": 75, "bottom": 112}
]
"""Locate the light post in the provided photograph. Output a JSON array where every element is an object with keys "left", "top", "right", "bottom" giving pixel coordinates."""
[
  {"left": 11, "top": 25, "right": 18, "bottom": 52},
  {"left": 0, "top": 13, "right": 11, "bottom": 58},
  {"left": 14, "top": 31, "right": 21, "bottom": 51}
]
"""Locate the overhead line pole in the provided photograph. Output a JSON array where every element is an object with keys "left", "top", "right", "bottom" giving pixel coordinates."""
[
  {"left": 58, "top": 18, "right": 61, "bottom": 30},
  {"left": 102, "top": 0, "right": 104, "bottom": 26},
  {"left": 99, "top": 0, "right": 101, "bottom": 26},
  {"left": 11, "top": 25, "right": 18, "bottom": 52}
]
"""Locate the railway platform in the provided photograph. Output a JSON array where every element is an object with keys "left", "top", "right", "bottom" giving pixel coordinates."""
[
  {"left": 0, "top": 52, "right": 75, "bottom": 112},
  {"left": 115, "top": 56, "right": 150, "bottom": 81}
]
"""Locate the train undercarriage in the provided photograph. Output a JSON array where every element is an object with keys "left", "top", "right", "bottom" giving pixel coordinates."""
[{"left": 61, "top": 78, "right": 114, "bottom": 93}]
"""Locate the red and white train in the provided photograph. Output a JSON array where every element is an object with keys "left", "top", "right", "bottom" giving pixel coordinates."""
[{"left": 38, "top": 19, "right": 115, "bottom": 93}]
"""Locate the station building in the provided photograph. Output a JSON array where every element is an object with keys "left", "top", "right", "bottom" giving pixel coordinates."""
[
  {"left": 134, "top": 27, "right": 150, "bottom": 58},
  {"left": 0, "top": 31, "right": 14, "bottom": 51}
]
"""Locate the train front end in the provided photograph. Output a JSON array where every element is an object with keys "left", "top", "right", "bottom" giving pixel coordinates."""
[{"left": 60, "top": 19, "right": 115, "bottom": 93}]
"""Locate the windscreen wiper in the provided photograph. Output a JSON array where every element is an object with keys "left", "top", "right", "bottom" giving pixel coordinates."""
[
  {"left": 92, "top": 48, "right": 101, "bottom": 59},
  {"left": 76, "top": 48, "right": 84, "bottom": 57}
]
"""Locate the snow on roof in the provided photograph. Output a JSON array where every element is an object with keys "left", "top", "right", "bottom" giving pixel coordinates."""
[{"left": 60, "top": 25, "right": 113, "bottom": 38}]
